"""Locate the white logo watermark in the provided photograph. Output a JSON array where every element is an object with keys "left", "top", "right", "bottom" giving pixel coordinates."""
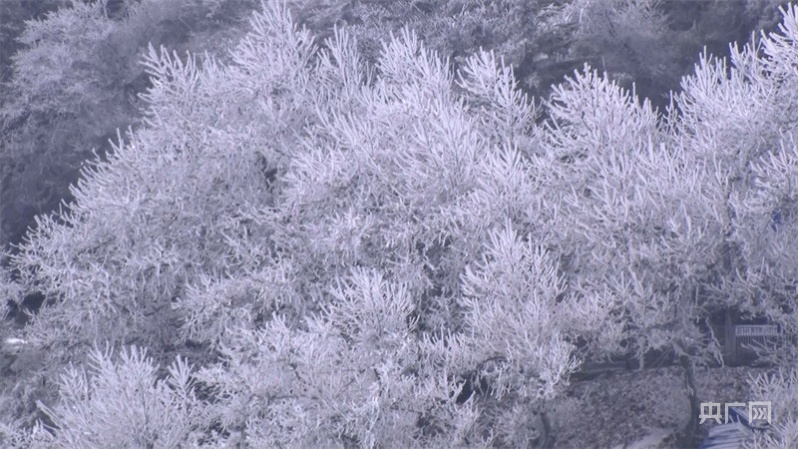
[{"left": 699, "top": 401, "right": 772, "bottom": 426}]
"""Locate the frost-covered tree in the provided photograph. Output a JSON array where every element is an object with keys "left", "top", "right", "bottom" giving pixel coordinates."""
[
  {"left": 5, "top": 1, "right": 609, "bottom": 446},
  {"left": 194, "top": 268, "right": 482, "bottom": 447},
  {"left": 672, "top": 13, "right": 798, "bottom": 443},
  {"left": 34, "top": 346, "right": 210, "bottom": 448},
  {"left": 545, "top": 3, "right": 798, "bottom": 444},
  {"left": 536, "top": 61, "right": 728, "bottom": 445},
  {"left": 186, "top": 13, "right": 601, "bottom": 446},
  {"left": 9, "top": 1, "right": 798, "bottom": 447},
  {"left": 748, "top": 368, "right": 798, "bottom": 448},
  {"left": 0, "top": 0, "right": 258, "bottom": 250},
  {"left": 5, "top": 3, "right": 318, "bottom": 433},
  {"left": 715, "top": 4, "right": 798, "bottom": 446}
]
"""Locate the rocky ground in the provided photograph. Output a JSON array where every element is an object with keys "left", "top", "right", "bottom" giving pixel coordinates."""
[{"left": 550, "top": 365, "right": 773, "bottom": 448}]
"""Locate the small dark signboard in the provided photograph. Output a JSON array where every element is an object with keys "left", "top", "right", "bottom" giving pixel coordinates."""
[{"left": 734, "top": 325, "right": 780, "bottom": 338}]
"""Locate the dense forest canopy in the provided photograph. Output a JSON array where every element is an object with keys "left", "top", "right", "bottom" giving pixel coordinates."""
[{"left": 1, "top": 1, "right": 798, "bottom": 448}]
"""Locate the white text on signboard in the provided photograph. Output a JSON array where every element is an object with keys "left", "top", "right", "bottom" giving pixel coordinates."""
[{"left": 734, "top": 325, "right": 779, "bottom": 337}]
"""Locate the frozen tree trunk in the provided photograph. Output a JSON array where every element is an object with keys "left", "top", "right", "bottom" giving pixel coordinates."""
[
  {"left": 539, "top": 409, "right": 554, "bottom": 449},
  {"left": 677, "top": 348, "right": 700, "bottom": 448}
]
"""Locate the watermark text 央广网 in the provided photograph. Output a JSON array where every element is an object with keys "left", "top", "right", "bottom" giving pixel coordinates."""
[{"left": 699, "top": 401, "right": 771, "bottom": 427}]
